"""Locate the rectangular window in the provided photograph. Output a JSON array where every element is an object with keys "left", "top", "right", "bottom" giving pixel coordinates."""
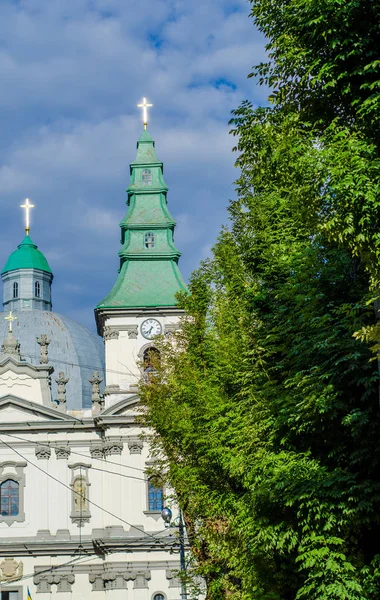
[{"left": 1, "top": 591, "right": 19, "bottom": 600}]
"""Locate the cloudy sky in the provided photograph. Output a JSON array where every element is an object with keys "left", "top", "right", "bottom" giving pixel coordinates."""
[{"left": 0, "top": 0, "right": 267, "bottom": 331}]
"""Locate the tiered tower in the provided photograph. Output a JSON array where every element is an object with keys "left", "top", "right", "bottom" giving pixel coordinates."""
[{"left": 95, "top": 124, "right": 186, "bottom": 406}]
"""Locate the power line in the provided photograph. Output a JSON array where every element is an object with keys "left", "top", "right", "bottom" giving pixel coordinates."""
[
  {"left": 0, "top": 554, "right": 100, "bottom": 587},
  {"left": 0, "top": 438, "right": 174, "bottom": 551},
  {"left": 1, "top": 432, "right": 148, "bottom": 474},
  {"left": 0, "top": 539, "right": 177, "bottom": 587},
  {"left": 22, "top": 351, "right": 140, "bottom": 381}
]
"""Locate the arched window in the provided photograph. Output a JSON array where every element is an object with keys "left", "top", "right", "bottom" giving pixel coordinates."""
[
  {"left": 142, "top": 169, "right": 152, "bottom": 186},
  {"left": 143, "top": 347, "right": 160, "bottom": 381},
  {"left": 153, "top": 594, "right": 165, "bottom": 600},
  {"left": 35, "top": 281, "right": 41, "bottom": 298},
  {"left": 144, "top": 232, "right": 155, "bottom": 249},
  {"left": 0, "top": 479, "right": 19, "bottom": 516},
  {"left": 13, "top": 282, "right": 18, "bottom": 299},
  {"left": 148, "top": 480, "right": 164, "bottom": 512}
]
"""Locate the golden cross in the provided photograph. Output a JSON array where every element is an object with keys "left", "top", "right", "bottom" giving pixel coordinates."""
[
  {"left": 20, "top": 198, "right": 35, "bottom": 235},
  {"left": 137, "top": 97, "right": 153, "bottom": 130},
  {"left": 4, "top": 311, "right": 17, "bottom": 333}
]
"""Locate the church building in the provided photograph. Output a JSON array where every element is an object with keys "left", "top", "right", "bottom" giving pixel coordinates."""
[{"left": 0, "top": 104, "right": 187, "bottom": 600}]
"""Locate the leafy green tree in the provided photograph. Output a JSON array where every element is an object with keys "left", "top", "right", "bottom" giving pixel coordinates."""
[{"left": 141, "top": 1, "right": 380, "bottom": 598}]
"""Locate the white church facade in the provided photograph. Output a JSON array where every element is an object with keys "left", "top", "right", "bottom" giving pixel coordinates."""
[{"left": 0, "top": 112, "right": 188, "bottom": 600}]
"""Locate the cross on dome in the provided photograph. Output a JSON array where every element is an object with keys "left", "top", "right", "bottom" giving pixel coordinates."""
[
  {"left": 137, "top": 97, "right": 153, "bottom": 130},
  {"left": 20, "top": 198, "right": 35, "bottom": 235},
  {"left": 4, "top": 310, "right": 17, "bottom": 333}
]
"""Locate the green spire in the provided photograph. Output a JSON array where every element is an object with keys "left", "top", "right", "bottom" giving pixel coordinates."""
[
  {"left": 2, "top": 235, "right": 52, "bottom": 275},
  {"left": 97, "top": 130, "right": 187, "bottom": 309}
]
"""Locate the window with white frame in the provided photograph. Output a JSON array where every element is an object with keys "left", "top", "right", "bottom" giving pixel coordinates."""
[
  {"left": 35, "top": 281, "right": 41, "bottom": 298},
  {"left": 13, "top": 282, "right": 18, "bottom": 298}
]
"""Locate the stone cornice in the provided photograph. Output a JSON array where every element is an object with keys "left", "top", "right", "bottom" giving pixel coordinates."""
[
  {"left": 0, "top": 358, "right": 53, "bottom": 378},
  {"left": 0, "top": 529, "right": 182, "bottom": 556},
  {"left": 95, "top": 307, "right": 185, "bottom": 336},
  {"left": 33, "top": 559, "right": 182, "bottom": 592},
  {"left": 0, "top": 395, "right": 76, "bottom": 421}
]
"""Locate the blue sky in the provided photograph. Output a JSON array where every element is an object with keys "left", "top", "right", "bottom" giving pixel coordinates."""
[{"left": 0, "top": 0, "right": 267, "bottom": 331}]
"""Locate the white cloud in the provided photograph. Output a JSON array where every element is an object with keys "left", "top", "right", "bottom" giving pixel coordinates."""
[{"left": 0, "top": 0, "right": 267, "bottom": 330}]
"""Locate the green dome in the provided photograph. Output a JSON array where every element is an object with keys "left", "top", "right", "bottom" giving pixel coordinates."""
[{"left": 2, "top": 235, "right": 52, "bottom": 275}]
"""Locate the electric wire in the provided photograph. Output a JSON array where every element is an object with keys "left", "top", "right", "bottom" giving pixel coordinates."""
[
  {"left": 1, "top": 432, "right": 148, "bottom": 474},
  {"left": 0, "top": 554, "right": 101, "bottom": 586},
  {"left": 0, "top": 541, "right": 180, "bottom": 587},
  {"left": 0, "top": 438, "right": 176, "bottom": 551},
  {"left": 22, "top": 351, "right": 140, "bottom": 380}
]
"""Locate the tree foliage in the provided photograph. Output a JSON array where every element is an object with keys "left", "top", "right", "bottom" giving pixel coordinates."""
[{"left": 140, "top": 1, "right": 380, "bottom": 598}]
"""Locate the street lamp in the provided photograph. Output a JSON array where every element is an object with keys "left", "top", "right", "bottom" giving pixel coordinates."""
[{"left": 161, "top": 507, "right": 188, "bottom": 600}]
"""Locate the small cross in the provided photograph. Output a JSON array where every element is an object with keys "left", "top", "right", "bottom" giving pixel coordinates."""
[
  {"left": 4, "top": 311, "right": 17, "bottom": 333},
  {"left": 137, "top": 97, "right": 153, "bottom": 130},
  {"left": 20, "top": 198, "right": 35, "bottom": 235}
]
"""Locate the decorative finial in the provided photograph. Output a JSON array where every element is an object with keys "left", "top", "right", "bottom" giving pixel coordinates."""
[
  {"left": 4, "top": 311, "right": 17, "bottom": 333},
  {"left": 20, "top": 198, "right": 35, "bottom": 235},
  {"left": 55, "top": 372, "right": 69, "bottom": 410},
  {"left": 1, "top": 316, "right": 20, "bottom": 359},
  {"left": 36, "top": 334, "right": 51, "bottom": 364},
  {"left": 137, "top": 97, "right": 153, "bottom": 130},
  {"left": 89, "top": 371, "right": 104, "bottom": 415}
]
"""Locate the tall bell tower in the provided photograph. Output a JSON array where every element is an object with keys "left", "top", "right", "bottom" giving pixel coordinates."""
[{"left": 95, "top": 104, "right": 187, "bottom": 408}]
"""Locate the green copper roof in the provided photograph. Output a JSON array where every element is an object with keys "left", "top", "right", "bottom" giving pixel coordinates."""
[
  {"left": 97, "top": 129, "right": 187, "bottom": 309},
  {"left": 130, "top": 130, "right": 160, "bottom": 166},
  {"left": 2, "top": 235, "right": 52, "bottom": 275},
  {"left": 98, "top": 260, "right": 186, "bottom": 308}
]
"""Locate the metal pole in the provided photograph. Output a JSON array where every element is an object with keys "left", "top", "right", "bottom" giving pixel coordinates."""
[{"left": 179, "top": 509, "right": 188, "bottom": 600}]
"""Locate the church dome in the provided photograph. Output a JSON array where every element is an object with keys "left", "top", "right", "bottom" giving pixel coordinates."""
[
  {"left": 2, "top": 235, "right": 52, "bottom": 275},
  {"left": 0, "top": 310, "right": 104, "bottom": 409}
]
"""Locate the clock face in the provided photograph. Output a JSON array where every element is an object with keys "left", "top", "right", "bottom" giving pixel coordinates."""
[{"left": 141, "top": 318, "right": 162, "bottom": 339}]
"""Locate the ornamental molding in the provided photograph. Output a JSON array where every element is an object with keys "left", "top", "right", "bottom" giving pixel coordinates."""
[
  {"left": 34, "top": 572, "right": 75, "bottom": 593},
  {"left": 166, "top": 568, "right": 182, "bottom": 588},
  {"left": 0, "top": 395, "right": 75, "bottom": 423},
  {"left": 0, "top": 528, "right": 182, "bottom": 554},
  {"left": 164, "top": 323, "right": 180, "bottom": 335},
  {"left": 103, "top": 384, "right": 120, "bottom": 395},
  {"left": 0, "top": 558, "right": 24, "bottom": 582},
  {"left": 105, "top": 439, "right": 123, "bottom": 456},
  {"left": 100, "top": 395, "right": 140, "bottom": 416},
  {"left": 35, "top": 445, "right": 51, "bottom": 460},
  {"left": 127, "top": 436, "right": 144, "bottom": 454},
  {"left": 103, "top": 326, "right": 119, "bottom": 341},
  {"left": 103, "top": 325, "right": 138, "bottom": 340},
  {"left": 0, "top": 358, "right": 54, "bottom": 380},
  {"left": 125, "top": 325, "right": 138, "bottom": 339},
  {"left": 89, "top": 443, "right": 104, "bottom": 459},
  {"left": 89, "top": 570, "right": 149, "bottom": 591},
  {"left": 89, "top": 439, "right": 123, "bottom": 458},
  {"left": 55, "top": 446, "right": 71, "bottom": 459}
]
